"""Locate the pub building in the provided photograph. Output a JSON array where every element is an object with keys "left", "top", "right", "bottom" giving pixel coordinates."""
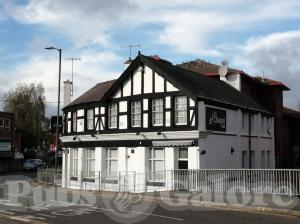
[{"left": 60, "top": 53, "right": 276, "bottom": 190}]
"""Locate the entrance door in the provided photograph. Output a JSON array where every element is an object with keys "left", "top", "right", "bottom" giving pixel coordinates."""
[{"left": 178, "top": 148, "right": 188, "bottom": 169}]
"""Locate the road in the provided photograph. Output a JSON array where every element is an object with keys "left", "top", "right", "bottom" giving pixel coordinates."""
[{"left": 0, "top": 172, "right": 300, "bottom": 224}]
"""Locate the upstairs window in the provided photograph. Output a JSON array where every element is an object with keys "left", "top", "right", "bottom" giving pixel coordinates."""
[
  {"left": 108, "top": 103, "right": 117, "bottom": 128},
  {"left": 131, "top": 101, "right": 141, "bottom": 127},
  {"left": 72, "top": 111, "right": 77, "bottom": 132},
  {"left": 87, "top": 109, "right": 94, "bottom": 130},
  {"left": 152, "top": 99, "right": 163, "bottom": 126},
  {"left": 175, "top": 96, "right": 187, "bottom": 125}
]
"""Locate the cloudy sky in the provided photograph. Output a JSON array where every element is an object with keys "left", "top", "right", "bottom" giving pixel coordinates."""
[{"left": 0, "top": 0, "right": 300, "bottom": 115}]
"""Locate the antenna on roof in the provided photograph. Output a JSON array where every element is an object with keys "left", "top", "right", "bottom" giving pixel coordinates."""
[
  {"left": 218, "top": 60, "right": 228, "bottom": 77},
  {"left": 65, "top": 57, "right": 81, "bottom": 96},
  {"left": 121, "top": 44, "right": 141, "bottom": 60}
]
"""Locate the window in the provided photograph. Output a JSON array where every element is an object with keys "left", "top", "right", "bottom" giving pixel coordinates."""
[
  {"left": 148, "top": 148, "right": 165, "bottom": 181},
  {"left": 108, "top": 103, "right": 117, "bottom": 128},
  {"left": 0, "top": 119, "right": 4, "bottom": 129},
  {"left": 179, "top": 148, "right": 188, "bottom": 159},
  {"left": 87, "top": 109, "right": 94, "bottom": 130},
  {"left": 266, "top": 118, "right": 272, "bottom": 135},
  {"left": 72, "top": 149, "right": 78, "bottom": 177},
  {"left": 250, "top": 115, "right": 255, "bottom": 132},
  {"left": 5, "top": 119, "right": 10, "bottom": 129},
  {"left": 106, "top": 148, "right": 118, "bottom": 177},
  {"left": 261, "top": 151, "right": 265, "bottom": 168},
  {"left": 85, "top": 148, "right": 95, "bottom": 178},
  {"left": 131, "top": 101, "right": 141, "bottom": 127},
  {"left": 152, "top": 99, "right": 163, "bottom": 126},
  {"left": 175, "top": 96, "right": 187, "bottom": 125},
  {"left": 72, "top": 111, "right": 77, "bottom": 132}
]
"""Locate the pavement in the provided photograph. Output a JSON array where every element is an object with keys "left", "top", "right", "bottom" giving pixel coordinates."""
[{"left": 0, "top": 172, "right": 300, "bottom": 223}]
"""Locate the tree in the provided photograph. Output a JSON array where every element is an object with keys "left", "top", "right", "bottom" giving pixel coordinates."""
[{"left": 3, "top": 83, "right": 47, "bottom": 150}]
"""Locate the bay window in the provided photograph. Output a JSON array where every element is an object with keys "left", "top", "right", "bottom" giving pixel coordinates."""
[
  {"left": 175, "top": 96, "right": 187, "bottom": 125},
  {"left": 148, "top": 148, "right": 165, "bottom": 181},
  {"left": 131, "top": 100, "right": 141, "bottom": 127},
  {"left": 108, "top": 103, "right": 117, "bottom": 128},
  {"left": 85, "top": 148, "right": 95, "bottom": 179},
  {"left": 106, "top": 148, "right": 118, "bottom": 177},
  {"left": 72, "top": 148, "right": 78, "bottom": 177},
  {"left": 152, "top": 99, "right": 163, "bottom": 126}
]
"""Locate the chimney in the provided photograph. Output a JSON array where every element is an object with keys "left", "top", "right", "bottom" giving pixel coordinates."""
[{"left": 63, "top": 80, "right": 72, "bottom": 106}]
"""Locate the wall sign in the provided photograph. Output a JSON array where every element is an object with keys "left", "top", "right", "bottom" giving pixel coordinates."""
[{"left": 206, "top": 107, "right": 226, "bottom": 132}]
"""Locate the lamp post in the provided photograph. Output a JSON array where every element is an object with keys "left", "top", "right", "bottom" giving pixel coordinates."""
[{"left": 45, "top": 46, "right": 62, "bottom": 169}]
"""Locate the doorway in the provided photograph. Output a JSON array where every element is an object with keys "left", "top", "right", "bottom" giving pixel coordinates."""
[{"left": 178, "top": 148, "right": 188, "bottom": 169}]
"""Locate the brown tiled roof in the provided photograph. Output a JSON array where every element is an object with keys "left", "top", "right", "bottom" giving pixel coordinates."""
[
  {"left": 283, "top": 107, "right": 300, "bottom": 119},
  {"left": 64, "top": 79, "right": 116, "bottom": 109},
  {"left": 178, "top": 59, "right": 242, "bottom": 75},
  {"left": 178, "top": 59, "right": 289, "bottom": 90}
]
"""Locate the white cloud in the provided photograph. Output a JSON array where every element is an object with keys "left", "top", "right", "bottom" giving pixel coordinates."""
[
  {"left": 3, "top": 0, "right": 139, "bottom": 47},
  {"left": 235, "top": 30, "right": 300, "bottom": 110},
  {"left": 0, "top": 50, "right": 121, "bottom": 115}
]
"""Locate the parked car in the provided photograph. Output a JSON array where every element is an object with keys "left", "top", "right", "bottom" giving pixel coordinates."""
[{"left": 23, "top": 159, "right": 47, "bottom": 171}]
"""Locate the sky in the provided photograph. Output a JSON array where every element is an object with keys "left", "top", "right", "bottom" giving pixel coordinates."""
[{"left": 0, "top": 0, "right": 300, "bottom": 115}]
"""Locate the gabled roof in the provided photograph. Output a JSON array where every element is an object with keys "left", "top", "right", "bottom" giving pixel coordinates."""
[
  {"left": 103, "top": 54, "right": 269, "bottom": 113},
  {"left": 64, "top": 79, "right": 116, "bottom": 109}
]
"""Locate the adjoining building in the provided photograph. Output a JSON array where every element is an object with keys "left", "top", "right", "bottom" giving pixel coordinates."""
[
  {"left": 0, "top": 111, "right": 22, "bottom": 173},
  {"left": 60, "top": 53, "right": 276, "bottom": 191},
  {"left": 178, "top": 59, "right": 300, "bottom": 168}
]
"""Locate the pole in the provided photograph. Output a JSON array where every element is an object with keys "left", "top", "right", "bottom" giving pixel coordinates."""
[{"left": 55, "top": 49, "right": 62, "bottom": 169}]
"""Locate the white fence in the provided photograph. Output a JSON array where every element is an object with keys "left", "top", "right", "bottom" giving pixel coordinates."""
[{"left": 37, "top": 169, "right": 300, "bottom": 196}]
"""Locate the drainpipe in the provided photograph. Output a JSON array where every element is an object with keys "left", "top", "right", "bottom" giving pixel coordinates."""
[{"left": 248, "top": 111, "right": 252, "bottom": 169}]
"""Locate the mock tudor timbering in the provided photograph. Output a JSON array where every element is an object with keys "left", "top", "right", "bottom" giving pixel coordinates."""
[{"left": 60, "top": 53, "right": 275, "bottom": 191}]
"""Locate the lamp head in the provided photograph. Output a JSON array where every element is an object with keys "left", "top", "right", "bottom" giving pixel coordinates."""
[{"left": 45, "top": 46, "right": 56, "bottom": 50}]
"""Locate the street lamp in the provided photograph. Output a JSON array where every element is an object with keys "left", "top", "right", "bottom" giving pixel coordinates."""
[{"left": 45, "top": 46, "right": 62, "bottom": 169}]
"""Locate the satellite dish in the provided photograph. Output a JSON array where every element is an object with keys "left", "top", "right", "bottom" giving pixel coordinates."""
[{"left": 218, "top": 60, "right": 228, "bottom": 77}]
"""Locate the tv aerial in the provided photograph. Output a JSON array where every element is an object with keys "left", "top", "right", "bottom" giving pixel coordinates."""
[
  {"left": 65, "top": 57, "right": 81, "bottom": 96},
  {"left": 218, "top": 60, "right": 228, "bottom": 77},
  {"left": 121, "top": 44, "right": 141, "bottom": 60}
]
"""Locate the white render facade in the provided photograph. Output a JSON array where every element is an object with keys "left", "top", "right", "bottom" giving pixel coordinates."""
[{"left": 60, "top": 54, "right": 275, "bottom": 191}]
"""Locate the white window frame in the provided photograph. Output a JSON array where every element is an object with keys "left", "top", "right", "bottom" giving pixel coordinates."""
[
  {"left": 87, "top": 109, "right": 94, "bottom": 130},
  {"left": 106, "top": 148, "right": 118, "bottom": 178},
  {"left": 108, "top": 103, "right": 117, "bottom": 129},
  {"left": 175, "top": 96, "right": 187, "bottom": 125},
  {"left": 148, "top": 148, "right": 165, "bottom": 181},
  {"left": 152, "top": 99, "right": 163, "bottom": 126},
  {"left": 85, "top": 148, "right": 95, "bottom": 178},
  {"left": 72, "top": 148, "right": 78, "bottom": 177},
  {"left": 131, "top": 100, "right": 142, "bottom": 127},
  {"left": 72, "top": 111, "right": 77, "bottom": 132}
]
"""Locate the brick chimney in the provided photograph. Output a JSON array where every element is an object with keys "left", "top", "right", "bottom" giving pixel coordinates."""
[{"left": 63, "top": 80, "right": 72, "bottom": 106}]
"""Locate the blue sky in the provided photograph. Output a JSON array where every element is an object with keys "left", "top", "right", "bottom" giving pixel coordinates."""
[{"left": 1, "top": 0, "right": 300, "bottom": 115}]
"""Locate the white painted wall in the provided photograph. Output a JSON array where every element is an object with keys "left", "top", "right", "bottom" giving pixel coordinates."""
[
  {"left": 123, "top": 77, "right": 131, "bottom": 97},
  {"left": 166, "top": 81, "right": 178, "bottom": 92},
  {"left": 144, "top": 66, "right": 153, "bottom": 93},
  {"left": 133, "top": 67, "right": 142, "bottom": 95},
  {"left": 188, "top": 146, "right": 199, "bottom": 169},
  {"left": 154, "top": 73, "right": 164, "bottom": 92},
  {"left": 119, "top": 101, "right": 127, "bottom": 113},
  {"left": 119, "top": 115, "right": 127, "bottom": 129}
]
